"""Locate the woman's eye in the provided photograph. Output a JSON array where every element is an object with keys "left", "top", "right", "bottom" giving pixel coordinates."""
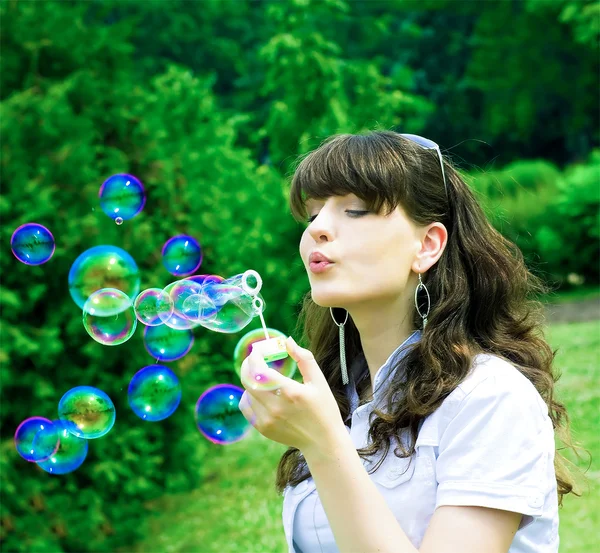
[{"left": 306, "top": 210, "right": 369, "bottom": 223}]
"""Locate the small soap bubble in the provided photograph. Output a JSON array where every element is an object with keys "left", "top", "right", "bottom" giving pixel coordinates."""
[
  {"left": 58, "top": 386, "right": 116, "bottom": 439},
  {"left": 83, "top": 288, "right": 137, "bottom": 346},
  {"left": 134, "top": 288, "right": 174, "bottom": 326},
  {"left": 14, "top": 417, "right": 60, "bottom": 462},
  {"left": 161, "top": 235, "right": 203, "bottom": 276},
  {"left": 157, "top": 279, "right": 204, "bottom": 330},
  {"left": 99, "top": 173, "right": 146, "bottom": 222},
  {"left": 234, "top": 328, "right": 297, "bottom": 388},
  {"left": 143, "top": 324, "right": 194, "bottom": 362},
  {"left": 128, "top": 365, "right": 182, "bottom": 421},
  {"left": 181, "top": 293, "right": 218, "bottom": 323},
  {"left": 195, "top": 384, "right": 252, "bottom": 445},
  {"left": 11, "top": 223, "right": 55, "bottom": 265},
  {"left": 37, "top": 419, "right": 89, "bottom": 474},
  {"left": 69, "top": 245, "right": 140, "bottom": 312}
]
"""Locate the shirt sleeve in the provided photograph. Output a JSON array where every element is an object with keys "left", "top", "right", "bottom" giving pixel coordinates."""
[{"left": 435, "top": 370, "right": 553, "bottom": 530}]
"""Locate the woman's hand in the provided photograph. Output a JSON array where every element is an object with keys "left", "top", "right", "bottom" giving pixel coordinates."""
[{"left": 238, "top": 336, "right": 347, "bottom": 454}]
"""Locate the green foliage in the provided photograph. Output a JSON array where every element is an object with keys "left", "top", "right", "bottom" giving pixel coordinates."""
[
  {"left": 532, "top": 150, "right": 600, "bottom": 284},
  {"left": 0, "top": 0, "right": 598, "bottom": 551},
  {"left": 467, "top": 154, "right": 599, "bottom": 286}
]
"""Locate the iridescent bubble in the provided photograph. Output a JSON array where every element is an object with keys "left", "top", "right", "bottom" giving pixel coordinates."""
[
  {"left": 115, "top": 217, "right": 124, "bottom": 225},
  {"left": 194, "top": 384, "right": 252, "bottom": 445},
  {"left": 14, "top": 417, "right": 60, "bottom": 462},
  {"left": 181, "top": 293, "right": 218, "bottom": 323},
  {"left": 193, "top": 277, "right": 265, "bottom": 334},
  {"left": 143, "top": 324, "right": 194, "bottom": 362},
  {"left": 37, "top": 419, "right": 89, "bottom": 475},
  {"left": 128, "top": 365, "right": 182, "bottom": 421},
  {"left": 99, "top": 173, "right": 146, "bottom": 221},
  {"left": 134, "top": 288, "right": 174, "bottom": 326},
  {"left": 11, "top": 223, "right": 55, "bottom": 265},
  {"left": 58, "top": 386, "right": 116, "bottom": 439},
  {"left": 68, "top": 245, "right": 140, "bottom": 312},
  {"left": 161, "top": 235, "right": 202, "bottom": 276},
  {"left": 83, "top": 288, "right": 137, "bottom": 346},
  {"left": 157, "top": 279, "right": 203, "bottom": 330},
  {"left": 186, "top": 274, "right": 225, "bottom": 286},
  {"left": 234, "top": 328, "right": 297, "bottom": 385}
]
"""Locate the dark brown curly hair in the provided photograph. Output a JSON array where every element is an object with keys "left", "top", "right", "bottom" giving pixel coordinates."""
[{"left": 275, "top": 130, "right": 590, "bottom": 508}]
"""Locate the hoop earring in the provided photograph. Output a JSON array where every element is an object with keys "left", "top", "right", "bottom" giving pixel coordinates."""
[
  {"left": 330, "top": 307, "right": 350, "bottom": 385},
  {"left": 415, "top": 272, "right": 431, "bottom": 329}
]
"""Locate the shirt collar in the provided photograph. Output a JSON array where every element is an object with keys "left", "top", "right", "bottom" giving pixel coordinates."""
[{"left": 345, "top": 329, "right": 422, "bottom": 422}]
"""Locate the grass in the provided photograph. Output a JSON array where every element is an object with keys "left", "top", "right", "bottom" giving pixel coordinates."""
[
  {"left": 541, "top": 284, "right": 600, "bottom": 305},
  {"left": 120, "top": 318, "right": 599, "bottom": 553}
]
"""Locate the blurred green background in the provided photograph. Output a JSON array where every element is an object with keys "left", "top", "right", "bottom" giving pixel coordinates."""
[{"left": 1, "top": 0, "right": 598, "bottom": 552}]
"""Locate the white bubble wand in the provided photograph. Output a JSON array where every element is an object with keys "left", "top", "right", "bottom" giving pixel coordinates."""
[{"left": 241, "top": 270, "right": 288, "bottom": 363}]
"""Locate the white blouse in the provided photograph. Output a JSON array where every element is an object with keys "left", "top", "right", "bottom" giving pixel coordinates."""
[{"left": 282, "top": 330, "right": 559, "bottom": 552}]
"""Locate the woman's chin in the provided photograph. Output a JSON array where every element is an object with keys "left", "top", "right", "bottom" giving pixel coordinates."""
[{"left": 310, "top": 292, "right": 343, "bottom": 308}]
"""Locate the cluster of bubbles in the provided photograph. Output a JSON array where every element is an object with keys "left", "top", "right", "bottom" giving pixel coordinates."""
[{"left": 12, "top": 173, "right": 297, "bottom": 474}]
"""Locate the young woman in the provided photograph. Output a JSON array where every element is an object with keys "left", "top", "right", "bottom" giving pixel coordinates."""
[{"left": 238, "top": 131, "right": 585, "bottom": 553}]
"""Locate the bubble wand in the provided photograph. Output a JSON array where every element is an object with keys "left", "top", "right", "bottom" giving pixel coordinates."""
[{"left": 241, "top": 270, "right": 288, "bottom": 363}]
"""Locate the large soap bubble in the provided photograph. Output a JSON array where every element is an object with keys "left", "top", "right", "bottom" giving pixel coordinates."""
[
  {"left": 128, "top": 365, "right": 182, "bottom": 421},
  {"left": 11, "top": 223, "right": 55, "bottom": 265},
  {"left": 58, "top": 386, "right": 116, "bottom": 439},
  {"left": 234, "top": 328, "right": 297, "bottom": 381},
  {"left": 83, "top": 288, "right": 137, "bottom": 346},
  {"left": 99, "top": 173, "right": 146, "bottom": 222},
  {"left": 161, "top": 235, "right": 203, "bottom": 276},
  {"left": 68, "top": 245, "right": 140, "bottom": 312},
  {"left": 37, "top": 419, "right": 89, "bottom": 475},
  {"left": 14, "top": 417, "right": 60, "bottom": 462},
  {"left": 194, "top": 384, "right": 252, "bottom": 445},
  {"left": 143, "top": 324, "right": 194, "bottom": 362}
]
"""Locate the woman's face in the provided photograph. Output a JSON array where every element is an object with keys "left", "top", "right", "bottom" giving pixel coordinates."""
[{"left": 299, "top": 193, "right": 423, "bottom": 308}]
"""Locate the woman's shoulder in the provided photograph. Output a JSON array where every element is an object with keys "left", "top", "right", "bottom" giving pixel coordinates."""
[
  {"left": 458, "top": 352, "right": 541, "bottom": 396},
  {"left": 434, "top": 353, "right": 549, "bottom": 429}
]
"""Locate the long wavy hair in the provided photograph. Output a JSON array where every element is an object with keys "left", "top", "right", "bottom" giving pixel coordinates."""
[{"left": 275, "top": 130, "right": 590, "bottom": 508}]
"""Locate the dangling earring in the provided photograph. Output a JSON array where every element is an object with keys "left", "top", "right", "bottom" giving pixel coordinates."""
[
  {"left": 330, "top": 307, "right": 350, "bottom": 385},
  {"left": 415, "top": 272, "right": 431, "bottom": 329}
]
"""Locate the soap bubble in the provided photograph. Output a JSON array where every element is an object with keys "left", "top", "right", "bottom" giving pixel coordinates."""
[
  {"left": 58, "top": 386, "right": 116, "bottom": 439},
  {"left": 194, "top": 384, "right": 252, "bottom": 445},
  {"left": 161, "top": 235, "right": 202, "bottom": 276},
  {"left": 178, "top": 275, "right": 225, "bottom": 323},
  {"left": 143, "top": 324, "right": 194, "bottom": 362},
  {"left": 234, "top": 328, "right": 297, "bottom": 382},
  {"left": 134, "top": 288, "right": 174, "bottom": 326},
  {"left": 157, "top": 279, "right": 204, "bottom": 330},
  {"left": 181, "top": 293, "right": 218, "bottom": 323},
  {"left": 186, "top": 274, "right": 225, "bottom": 286},
  {"left": 99, "top": 173, "right": 146, "bottom": 221},
  {"left": 69, "top": 245, "right": 140, "bottom": 312},
  {"left": 11, "top": 223, "right": 55, "bottom": 265},
  {"left": 191, "top": 276, "right": 265, "bottom": 334},
  {"left": 37, "top": 419, "right": 89, "bottom": 474},
  {"left": 128, "top": 365, "right": 182, "bottom": 421},
  {"left": 83, "top": 288, "right": 137, "bottom": 346},
  {"left": 14, "top": 417, "right": 60, "bottom": 462}
]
